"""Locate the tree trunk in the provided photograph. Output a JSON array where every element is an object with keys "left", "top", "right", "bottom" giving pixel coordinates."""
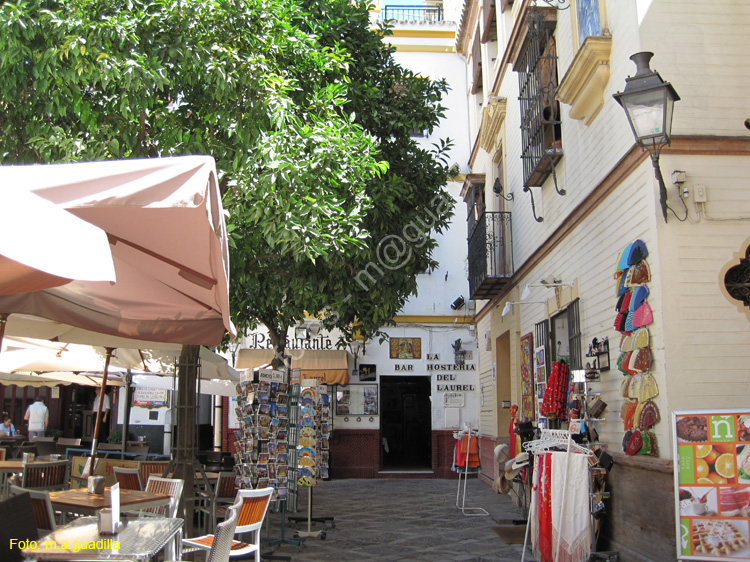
[{"left": 267, "top": 324, "right": 288, "bottom": 370}]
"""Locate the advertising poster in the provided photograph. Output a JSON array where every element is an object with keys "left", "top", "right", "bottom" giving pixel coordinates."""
[{"left": 673, "top": 409, "right": 750, "bottom": 560}]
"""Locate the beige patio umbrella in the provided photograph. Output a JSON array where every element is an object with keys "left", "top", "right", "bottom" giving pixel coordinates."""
[
  {"left": 0, "top": 156, "right": 235, "bottom": 456},
  {"left": 0, "top": 187, "right": 115, "bottom": 294}
]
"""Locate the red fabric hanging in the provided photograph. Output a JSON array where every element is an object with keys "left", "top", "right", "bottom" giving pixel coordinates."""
[
  {"left": 454, "top": 434, "right": 480, "bottom": 468},
  {"left": 540, "top": 361, "right": 570, "bottom": 420},
  {"left": 538, "top": 452, "right": 553, "bottom": 562}
]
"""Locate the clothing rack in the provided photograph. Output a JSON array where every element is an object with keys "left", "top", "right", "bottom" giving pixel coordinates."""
[
  {"left": 521, "top": 429, "right": 596, "bottom": 562},
  {"left": 453, "top": 424, "right": 489, "bottom": 517}
]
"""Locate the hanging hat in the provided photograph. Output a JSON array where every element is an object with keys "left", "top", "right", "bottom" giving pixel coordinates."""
[
  {"left": 638, "top": 373, "right": 659, "bottom": 402},
  {"left": 638, "top": 400, "right": 661, "bottom": 430},
  {"left": 627, "top": 240, "right": 649, "bottom": 266},
  {"left": 619, "top": 290, "right": 634, "bottom": 314},
  {"left": 631, "top": 259, "right": 651, "bottom": 285},
  {"left": 626, "top": 429, "right": 644, "bottom": 455},
  {"left": 496, "top": 474, "right": 512, "bottom": 495},
  {"left": 511, "top": 452, "right": 530, "bottom": 472},
  {"left": 614, "top": 312, "right": 628, "bottom": 333},
  {"left": 617, "top": 352, "right": 632, "bottom": 375},
  {"left": 632, "top": 327, "right": 650, "bottom": 349},
  {"left": 637, "top": 431, "right": 658, "bottom": 456},
  {"left": 622, "top": 430, "right": 633, "bottom": 452},
  {"left": 615, "top": 270, "right": 628, "bottom": 296},
  {"left": 615, "top": 292, "right": 627, "bottom": 313},
  {"left": 620, "top": 376, "right": 633, "bottom": 399},
  {"left": 629, "top": 286, "right": 650, "bottom": 312},
  {"left": 616, "top": 243, "right": 634, "bottom": 272},
  {"left": 622, "top": 399, "right": 638, "bottom": 431},
  {"left": 633, "top": 347, "right": 651, "bottom": 372},
  {"left": 626, "top": 350, "right": 642, "bottom": 374},
  {"left": 628, "top": 373, "right": 643, "bottom": 399},
  {"left": 632, "top": 302, "right": 654, "bottom": 327},
  {"left": 619, "top": 334, "right": 633, "bottom": 352}
]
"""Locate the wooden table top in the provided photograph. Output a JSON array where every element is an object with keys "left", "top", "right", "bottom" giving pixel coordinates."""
[
  {"left": 0, "top": 459, "right": 50, "bottom": 472},
  {"left": 49, "top": 487, "right": 171, "bottom": 511}
]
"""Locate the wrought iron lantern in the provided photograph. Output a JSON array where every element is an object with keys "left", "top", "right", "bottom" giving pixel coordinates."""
[{"left": 613, "top": 52, "right": 680, "bottom": 221}]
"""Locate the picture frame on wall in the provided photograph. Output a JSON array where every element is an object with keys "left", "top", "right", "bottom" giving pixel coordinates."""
[
  {"left": 389, "top": 337, "right": 421, "bottom": 359},
  {"left": 359, "top": 363, "right": 377, "bottom": 382}
]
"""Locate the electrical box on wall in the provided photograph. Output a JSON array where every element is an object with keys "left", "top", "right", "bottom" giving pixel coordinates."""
[{"left": 694, "top": 184, "right": 707, "bottom": 203}]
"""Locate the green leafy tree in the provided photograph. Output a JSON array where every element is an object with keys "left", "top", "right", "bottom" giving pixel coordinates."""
[{"left": 0, "top": 0, "right": 453, "bottom": 361}]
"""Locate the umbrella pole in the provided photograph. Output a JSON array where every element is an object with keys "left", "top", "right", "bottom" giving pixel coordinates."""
[
  {"left": 121, "top": 371, "right": 132, "bottom": 454},
  {"left": 90, "top": 347, "right": 114, "bottom": 456},
  {"left": 0, "top": 313, "right": 7, "bottom": 352}
]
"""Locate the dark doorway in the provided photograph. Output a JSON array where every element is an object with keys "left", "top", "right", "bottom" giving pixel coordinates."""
[{"left": 380, "top": 376, "right": 432, "bottom": 471}]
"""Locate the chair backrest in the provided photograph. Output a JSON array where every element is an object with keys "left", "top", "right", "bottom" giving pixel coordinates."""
[
  {"left": 16, "top": 444, "right": 38, "bottom": 458},
  {"left": 235, "top": 487, "right": 274, "bottom": 535},
  {"left": 144, "top": 476, "right": 184, "bottom": 517},
  {"left": 206, "top": 505, "right": 239, "bottom": 562},
  {"left": 0, "top": 448, "right": 6, "bottom": 461},
  {"left": 139, "top": 461, "right": 169, "bottom": 488},
  {"left": 34, "top": 439, "right": 58, "bottom": 458},
  {"left": 113, "top": 466, "right": 143, "bottom": 491},
  {"left": 31, "top": 436, "right": 54, "bottom": 442},
  {"left": 21, "top": 460, "right": 70, "bottom": 491},
  {"left": 0, "top": 491, "right": 39, "bottom": 561},
  {"left": 214, "top": 471, "right": 238, "bottom": 502},
  {"left": 9, "top": 485, "right": 56, "bottom": 535},
  {"left": 57, "top": 438, "right": 81, "bottom": 446}
]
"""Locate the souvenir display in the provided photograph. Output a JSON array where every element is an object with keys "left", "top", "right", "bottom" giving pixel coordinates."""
[
  {"left": 296, "top": 382, "right": 331, "bottom": 487},
  {"left": 614, "top": 239, "right": 661, "bottom": 456},
  {"left": 673, "top": 409, "right": 750, "bottom": 560},
  {"left": 233, "top": 368, "right": 295, "bottom": 502}
]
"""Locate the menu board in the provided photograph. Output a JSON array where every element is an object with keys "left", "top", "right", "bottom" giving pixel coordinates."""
[{"left": 673, "top": 409, "right": 750, "bottom": 560}]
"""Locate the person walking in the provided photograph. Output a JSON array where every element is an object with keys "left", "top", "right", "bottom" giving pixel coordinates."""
[
  {"left": 24, "top": 396, "right": 48, "bottom": 440},
  {"left": 93, "top": 386, "right": 110, "bottom": 443}
]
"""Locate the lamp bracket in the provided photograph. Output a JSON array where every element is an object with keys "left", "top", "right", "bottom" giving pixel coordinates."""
[
  {"left": 531, "top": 0, "right": 570, "bottom": 9},
  {"left": 523, "top": 185, "right": 544, "bottom": 223}
]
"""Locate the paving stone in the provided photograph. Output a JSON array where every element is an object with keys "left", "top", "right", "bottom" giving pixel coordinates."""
[{"left": 261, "top": 478, "right": 538, "bottom": 561}]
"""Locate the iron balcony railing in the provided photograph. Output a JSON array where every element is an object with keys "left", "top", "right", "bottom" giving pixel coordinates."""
[
  {"left": 468, "top": 211, "right": 513, "bottom": 300},
  {"left": 381, "top": 5, "right": 444, "bottom": 22}
]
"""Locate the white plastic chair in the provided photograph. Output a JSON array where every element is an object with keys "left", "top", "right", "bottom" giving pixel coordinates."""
[{"left": 183, "top": 487, "right": 274, "bottom": 562}]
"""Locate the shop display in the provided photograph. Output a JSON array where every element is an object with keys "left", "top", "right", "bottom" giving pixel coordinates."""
[
  {"left": 673, "top": 409, "right": 750, "bottom": 560},
  {"left": 297, "top": 382, "right": 331, "bottom": 486},
  {"left": 233, "top": 368, "right": 297, "bottom": 502},
  {"left": 614, "top": 238, "right": 659, "bottom": 456}
]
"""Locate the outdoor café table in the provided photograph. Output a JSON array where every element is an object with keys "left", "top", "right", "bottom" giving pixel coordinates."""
[
  {"left": 49, "top": 487, "right": 172, "bottom": 518},
  {"left": 21, "top": 515, "right": 183, "bottom": 561}
]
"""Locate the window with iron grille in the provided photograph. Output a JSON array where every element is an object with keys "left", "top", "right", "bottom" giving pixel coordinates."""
[
  {"left": 534, "top": 319, "right": 549, "bottom": 383},
  {"left": 517, "top": 9, "right": 562, "bottom": 188}
]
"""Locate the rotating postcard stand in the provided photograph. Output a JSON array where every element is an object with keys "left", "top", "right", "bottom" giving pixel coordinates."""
[
  {"left": 455, "top": 424, "right": 489, "bottom": 517},
  {"left": 292, "top": 380, "right": 332, "bottom": 540}
]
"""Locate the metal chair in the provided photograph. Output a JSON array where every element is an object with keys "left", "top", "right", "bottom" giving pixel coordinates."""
[
  {"left": 142, "top": 475, "right": 184, "bottom": 518},
  {"left": 15, "top": 443, "right": 37, "bottom": 459},
  {"left": 183, "top": 487, "right": 273, "bottom": 562},
  {"left": 55, "top": 438, "right": 81, "bottom": 458},
  {"left": 9, "top": 484, "right": 56, "bottom": 536},
  {"left": 178, "top": 504, "right": 239, "bottom": 562},
  {"left": 113, "top": 466, "right": 143, "bottom": 491},
  {"left": 199, "top": 471, "right": 237, "bottom": 532},
  {"left": 138, "top": 460, "right": 169, "bottom": 488},
  {"left": 21, "top": 460, "right": 70, "bottom": 491},
  {"left": 0, "top": 490, "right": 40, "bottom": 561}
]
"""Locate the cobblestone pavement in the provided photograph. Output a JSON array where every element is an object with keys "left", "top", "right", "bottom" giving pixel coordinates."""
[{"left": 260, "top": 478, "right": 538, "bottom": 562}]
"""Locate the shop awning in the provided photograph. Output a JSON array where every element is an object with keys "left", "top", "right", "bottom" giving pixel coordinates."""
[{"left": 236, "top": 349, "right": 350, "bottom": 385}]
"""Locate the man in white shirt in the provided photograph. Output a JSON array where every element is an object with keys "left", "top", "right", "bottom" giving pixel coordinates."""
[
  {"left": 24, "top": 396, "right": 49, "bottom": 440},
  {"left": 93, "top": 386, "right": 110, "bottom": 443}
]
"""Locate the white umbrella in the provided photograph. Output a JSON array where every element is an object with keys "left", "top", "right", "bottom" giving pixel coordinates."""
[
  {"left": 0, "top": 188, "right": 115, "bottom": 295},
  {"left": 0, "top": 156, "right": 235, "bottom": 346}
]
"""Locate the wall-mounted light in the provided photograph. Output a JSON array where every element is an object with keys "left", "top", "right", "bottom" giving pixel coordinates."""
[
  {"left": 294, "top": 327, "right": 310, "bottom": 340},
  {"left": 493, "top": 177, "right": 513, "bottom": 202},
  {"left": 502, "top": 301, "right": 547, "bottom": 317},
  {"left": 521, "top": 279, "right": 574, "bottom": 300},
  {"left": 613, "top": 52, "right": 680, "bottom": 222},
  {"left": 451, "top": 296, "right": 466, "bottom": 310}
]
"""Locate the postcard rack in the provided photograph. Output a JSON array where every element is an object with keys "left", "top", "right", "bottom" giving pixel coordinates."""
[{"left": 454, "top": 424, "right": 489, "bottom": 517}]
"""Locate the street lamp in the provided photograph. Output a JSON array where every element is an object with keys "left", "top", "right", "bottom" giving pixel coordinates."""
[{"left": 613, "top": 52, "right": 680, "bottom": 222}]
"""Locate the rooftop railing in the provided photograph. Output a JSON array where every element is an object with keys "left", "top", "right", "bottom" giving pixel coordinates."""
[{"left": 381, "top": 5, "right": 444, "bottom": 22}]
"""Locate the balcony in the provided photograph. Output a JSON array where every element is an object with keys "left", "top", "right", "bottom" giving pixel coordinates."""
[
  {"left": 468, "top": 212, "right": 514, "bottom": 300},
  {"left": 381, "top": 5, "right": 444, "bottom": 23}
]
